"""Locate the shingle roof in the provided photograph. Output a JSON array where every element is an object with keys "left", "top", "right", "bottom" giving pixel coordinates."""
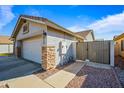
[
  {"left": 20, "top": 15, "right": 45, "bottom": 22},
  {"left": 0, "top": 36, "right": 13, "bottom": 44},
  {"left": 75, "top": 30, "right": 93, "bottom": 39},
  {"left": 11, "top": 15, "right": 83, "bottom": 40}
]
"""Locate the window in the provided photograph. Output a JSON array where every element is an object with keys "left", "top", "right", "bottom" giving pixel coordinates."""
[
  {"left": 121, "top": 40, "right": 124, "bottom": 51},
  {"left": 23, "top": 23, "right": 29, "bottom": 34}
]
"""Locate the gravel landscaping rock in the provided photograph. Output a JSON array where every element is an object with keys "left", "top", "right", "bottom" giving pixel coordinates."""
[
  {"left": 115, "top": 67, "right": 124, "bottom": 87},
  {"left": 66, "top": 66, "right": 121, "bottom": 88}
]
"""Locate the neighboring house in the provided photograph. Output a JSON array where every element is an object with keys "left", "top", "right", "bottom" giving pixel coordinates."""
[
  {"left": 114, "top": 33, "right": 124, "bottom": 58},
  {"left": 0, "top": 36, "right": 13, "bottom": 54},
  {"left": 11, "top": 15, "right": 84, "bottom": 70},
  {"left": 75, "top": 30, "right": 95, "bottom": 42},
  {"left": 95, "top": 39, "right": 105, "bottom": 41}
]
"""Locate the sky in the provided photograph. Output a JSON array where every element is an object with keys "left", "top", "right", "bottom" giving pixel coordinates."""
[{"left": 0, "top": 5, "right": 124, "bottom": 40}]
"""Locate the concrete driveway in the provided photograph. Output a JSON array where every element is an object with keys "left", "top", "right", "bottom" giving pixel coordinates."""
[
  {"left": 0, "top": 56, "right": 41, "bottom": 81},
  {"left": 0, "top": 61, "right": 85, "bottom": 88}
]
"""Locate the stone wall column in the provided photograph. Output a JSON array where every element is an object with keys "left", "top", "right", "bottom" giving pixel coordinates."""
[{"left": 42, "top": 46, "right": 56, "bottom": 70}]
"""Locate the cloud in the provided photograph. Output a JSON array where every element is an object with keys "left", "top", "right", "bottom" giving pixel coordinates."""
[
  {"left": 68, "top": 15, "right": 95, "bottom": 31},
  {"left": 88, "top": 11, "right": 124, "bottom": 34},
  {"left": 67, "top": 25, "right": 87, "bottom": 32},
  {"left": 68, "top": 11, "right": 124, "bottom": 40},
  {"left": 0, "top": 6, "right": 15, "bottom": 30},
  {"left": 24, "top": 8, "right": 41, "bottom": 16}
]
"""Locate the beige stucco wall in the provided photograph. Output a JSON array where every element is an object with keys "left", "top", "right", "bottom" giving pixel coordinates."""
[
  {"left": 15, "top": 20, "right": 46, "bottom": 64},
  {"left": 47, "top": 27, "right": 77, "bottom": 66},
  {"left": 115, "top": 38, "right": 124, "bottom": 58},
  {"left": 16, "top": 20, "right": 47, "bottom": 41},
  {"left": 84, "top": 32, "right": 94, "bottom": 42},
  {"left": 14, "top": 20, "right": 82, "bottom": 66}
]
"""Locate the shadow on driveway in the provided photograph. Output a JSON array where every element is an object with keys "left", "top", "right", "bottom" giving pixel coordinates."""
[{"left": 0, "top": 56, "right": 42, "bottom": 81}]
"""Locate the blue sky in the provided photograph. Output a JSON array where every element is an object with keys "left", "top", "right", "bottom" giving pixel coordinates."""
[{"left": 0, "top": 5, "right": 124, "bottom": 40}]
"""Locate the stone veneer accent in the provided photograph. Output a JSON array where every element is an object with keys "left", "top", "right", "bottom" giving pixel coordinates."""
[
  {"left": 42, "top": 46, "right": 56, "bottom": 70},
  {"left": 15, "top": 47, "right": 21, "bottom": 57}
]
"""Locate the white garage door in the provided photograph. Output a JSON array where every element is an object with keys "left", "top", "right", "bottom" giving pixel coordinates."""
[{"left": 22, "top": 37, "right": 42, "bottom": 64}]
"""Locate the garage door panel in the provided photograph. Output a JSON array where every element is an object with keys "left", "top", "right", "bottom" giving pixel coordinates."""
[{"left": 22, "top": 37, "right": 42, "bottom": 64}]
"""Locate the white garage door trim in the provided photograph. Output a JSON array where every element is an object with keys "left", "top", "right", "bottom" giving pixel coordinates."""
[{"left": 22, "top": 37, "right": 42, "bottom": 64}]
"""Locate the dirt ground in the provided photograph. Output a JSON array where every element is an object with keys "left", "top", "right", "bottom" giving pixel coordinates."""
[
  {"left": 115, "top": 56, "right": 124, "bottom": 69},
  {"left": 34, "top": 62, "right": 74, "bottom": 80}
]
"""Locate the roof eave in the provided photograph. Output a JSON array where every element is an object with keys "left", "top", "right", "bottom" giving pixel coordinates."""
[
  {"left": 91, "top": 30, "right": 95, "bottom": 40},
  {"left": 11, "top": 16, "right": 46, "bottom": 39},
  {"left": 113, "top": 33, "right": 124, "bottom": 41},
  {"left": 45, "top": 19, "right": 84, "bottom": 40},
  {"left": 11, "top": 15, "right": 84, "bottom": 40}
]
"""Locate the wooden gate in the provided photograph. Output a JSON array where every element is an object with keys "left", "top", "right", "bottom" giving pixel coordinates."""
[{"left": 76, "top": 41, "right": 111, "bottom": 64}]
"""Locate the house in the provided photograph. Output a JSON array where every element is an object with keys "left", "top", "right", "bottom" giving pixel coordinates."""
[
  {"left": 0, "top": 36, "right": 13, "bottom": 54},
  {"left": 114, "top": 33, "right": 124, "bottom": 57},
  {"left": 11, "top": 15, "right": 84, "bottom": 70},
  {"left": 75, "top": 30, "right": 95, "bottom": 42},
  {"left": 114, "top": 33, "right": 124, "bottom": 67}
]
